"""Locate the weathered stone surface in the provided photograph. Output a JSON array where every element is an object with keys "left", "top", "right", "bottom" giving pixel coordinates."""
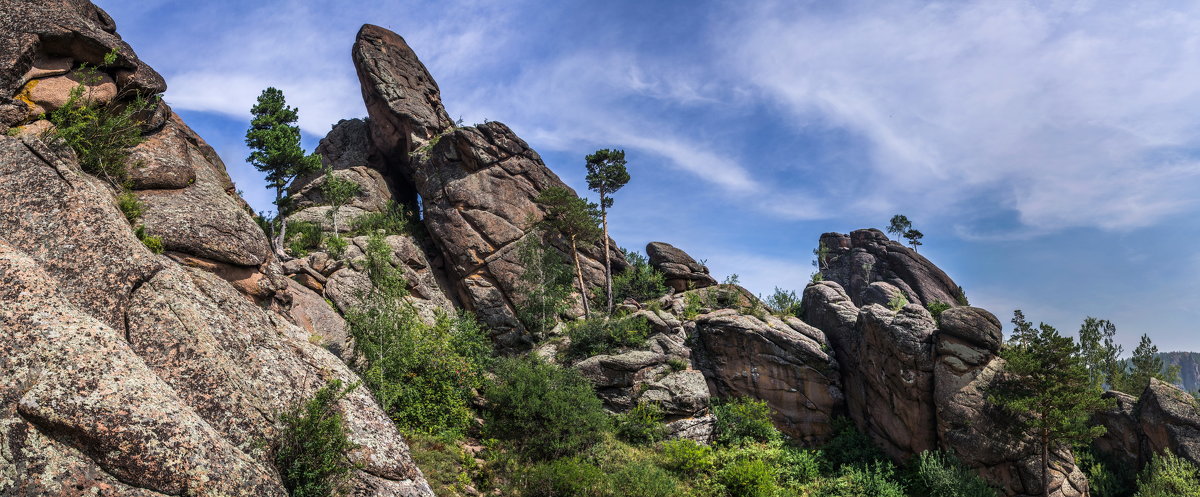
[
  {"left": 820, "top": 229, "right": 962, "bottom": 308},
  {"left": 22, "top": 68, "right": 117, "bottom": 115},
  {"left": 647, "top": 241, "right": 717, "bottom": 292},
  {"left": 0, "top": 0, "right": 167, "bottom": 127},
  {"left": 694, "top": 310, "right": 842, "bottom": 445},
  {"left": 939, "top": 306, "right": 1003, "bottom": 353},
  {"left": 353, "top": 24, "right": 623, "bottom": 338},
  {"left": 136, "top": 110, "right": 271, "bottom": 267},
  {"left": 1136, "top": 379, "right": 1200, "bottom": 463},
  {"left": 1091, "top": 391, "right": 1141, "bottom": 469},
  {"left": 0, "top": 134, "right": 162, "bottom": 331},
  {"left": 289, "top": 119, "right": 400, "bottom": 214},
  {"left": 285, "top": 278, "right": 352, "bottom": 358}
]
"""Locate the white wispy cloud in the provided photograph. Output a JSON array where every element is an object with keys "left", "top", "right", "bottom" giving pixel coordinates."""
[{"left": 720, "top": 0, "right": 1200, "bottom": 231}]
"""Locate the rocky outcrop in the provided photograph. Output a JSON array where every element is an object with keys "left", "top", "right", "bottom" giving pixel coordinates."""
[
  {"left": 1092, "top": 379, "right": 1200, "bottom": 470},
  {"left": 647, "top": 241, "right": 717, "bottom": 292},
  {"left": 353, "top": 24, "right": 624, "bottom": 338},
  {"left": 820, "top": 229, "right": 963, "bottom": 308},
  {"left": 694, "top": 309, "right": 842, "bottom": 444},
  {"left": 0, "top": 3, "right": 432, "bottom": 494}
]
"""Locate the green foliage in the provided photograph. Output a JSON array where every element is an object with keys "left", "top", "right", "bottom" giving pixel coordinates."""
[
  {"left": 286, "top": 221, "right": 324, "bottom": 256},
  {"left": 668, "top": 357, "right": 689, "bottom": 372},
  {"left": 989, "top": 310, "right": 1113, "bottom": 495},
  {"left": 585, "top": 149, "right": 631, "bottom": 210},
  {"left": 320, "top": 168, "right": 361, "bottom": 233},
  {"left": 887, "top": 214, "right": 924, "bottom": 251},
  {"left": 1078, "top": 317, "right": 1126, "bottom": 391},
  {"left": 925, "top": 299, "right": 951, "bottom": 323},
  {"left": 813, "top": 242, "right": 831, "bottom": 270},
  {"left": 887, "top": 293, "right": 909, "bottom": 311},
  {"left": 765, "top": 287, "right": 802, "bottom": 317},
  {"left": 45, "top": 51, "right": 151, "bottom": 187},
  {"left": 116, "top": 189, "right": 143, "bottom": 223},
  {"left": 954, "top": 286, "right": 970, "bottom": 306},
  {"left": 615, "top": 402, "right": 667, "bottom": 445},
  {"left": 134, "top": 224, "right": 164, "bottom": 254},
  {"left": 613, "top": 249, "right": 668, "bottom": 303},
  {"left": 515, "top": 235, "right": 574, "bottom": 337},
  {"left": 1076, "top": 447, "right": 1136, "bottom": 497},
  {"left": 535, "top": 186, "right": 603, "bottom": 315},
  {"left": 608, "top": 461, "right": 680, "bottom": 497},
  {"left": 778, "top": 447, "right": 823, "bottom": 487},
  {"left": 906, "top": 451, "right": 998, "bottom": 497},
  {"left": 245, "top": 87, "right": 320, "bottom": 211},
  {"left": 565, "top": 315, "right": 651, "bottom": 360},
  {"left": 811, "top": 272, "right": 825, "bottom": 283},
  {"left": 516, "top": 457, "right": 608, "bottom": 497},
  {"left": 683, "top": 292, "right": 704, "bottom": 320},
  {"left": 349, "top": 201, "right": 413, "bottom": 237},
  {"left": 406, "top": 433, "right": 486, "bottom": 497},
  {"left": 714, "top": 397, "right": 780, "bottom": 447},
  {"left": 659, "top": 439, "right": 715, "bottom": 476},
  {"left": 275, "top": 379, "right": 361, "bottom": 497},
  {"left": 324, "top": 234, "right": 348, "bottom": 259},
  {"left": 822, "top": 417, "right": 887, "bottom": 471},
  {"left": 713, "top": 275, "right": 742, "bottom": 309},
  {"left": 813, "top": 463, "right": 906, "bottom": 497},
  {"left": 1134, "top": 451, "right": 1200, "bottom": 497},
  {"left": 483, "top": 356, "right": 609, "bottom": 460},
  {"left": 1117, "top": 334, "right": 1181, "bottom": 396},
  {"left": 717, "top": 458, "right": 777, "bottom": 497}
]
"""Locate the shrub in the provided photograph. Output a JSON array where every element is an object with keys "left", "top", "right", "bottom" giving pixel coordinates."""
[
  {"left": 483, "top": 356, "right": 609, "bottom": 460},
  {"left": 565, "top": 315, "right": 651, "bottom": 360},
  {"left": 822, "top": 417, "right": 887, "bottom": 471},
  {"left": 814, "top": 463, "right": 906, "bottom": 497},
  {"left": 275, "top": 379, "right": 362, "bottom": 497},
  {"left": 516, "top": 457, "right": 608, "bottom": 497},
  {"left": 615, "top": 402, "right": 667, "bottom": 445},
  {"left": 668, "top": 357, "right": 689, "bottom": 372},
  {"left": 116, "top": 189, "right": 142, "bottom": 222},
  {"left": 811, "top": 272, "right": 824, "bottom": 283},
  {"left": 1076, "top": 447, "right": 1135, "bottom": 497},
  {"left": 405, "top": 433, "right": 480, "bottom": 497},
  {"left": 350, "top": 200, "right": 412, "bottom": 236},
  {"left": 887, "top": 293, "right": 909, "bottom": 311},
  {"left": 714, "top": 397, "right": 779, "bottom": 446},
  {"left": 325, "top": 234, "right": 348, "bottom": 259},
  {"left": 712, "top": 275, "right": 742, "bottom": 309},
  {"left": 610, "top": 462, "right": 680, "bottom": 497},
  {"left": 286, "top": 221, "right": 323, "bottom": 256},
  {"left": 134, "top": 224, "right": 163, "bottom": 254},
  {"left": 777, "top": 446, "right": 822, "bottom": 487},
  {"left": 515, "top": 235, "right": 574, "bottom": 337},
  {"left": 926, "top": 299, "right": 951, "bottom": 323},
  {"left": 717, "top": 458, "right": 777, "bottom": 497},
  {"left": 613, "top": 249, "right": 668, "bottom": 303},
  {"left": 44, "top": 50, "right": 153, "bottom": 186},
  {"left": 1134, "top": 451, "right": 1200, "bottom": 497},
  {"left": 659, "top": 439, "right": 715, "bottom": 476},
  {"left": 765, "top": 287, "right": 803, "bottom": 317},
  {"left": 906, "top": 450, "right": 997, "bottom": 497},
  {"left": 954, "top": 286, "right": 970, "bottom": 306}
]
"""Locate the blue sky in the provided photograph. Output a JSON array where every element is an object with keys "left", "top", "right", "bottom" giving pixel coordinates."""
[{"left": 96, "top": 0, "right": 1200, "bottom": 352}]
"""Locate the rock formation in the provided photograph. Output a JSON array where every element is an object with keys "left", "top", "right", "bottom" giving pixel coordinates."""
[
  {"left": 820, "top": 229, "right": 963, "bottom": 308},
  {"left": 0, "top": 3, "right": 432, "bottom": 495},
  {"left": 647, "top": 241, "right": 717, "bottom": 292},
  {"left": 1093, "top": 379, "right": 1200, "bottom": 469}
]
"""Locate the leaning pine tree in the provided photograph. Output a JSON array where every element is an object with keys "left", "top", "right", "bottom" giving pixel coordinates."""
[
  {"left": 534, "top": 186, "right": 603, "bottom": 316},
  {"left": 989, "top": 310, "right": 1113, "bottom": 496},
  {"left": 584, "top": 148, "right": 630, "bottom": 314},
  {"left": 245, "top": 87, "right": 320, "bottom": 258}
]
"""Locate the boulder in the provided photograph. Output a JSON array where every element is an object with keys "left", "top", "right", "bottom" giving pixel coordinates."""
[
  {"left": 288, "top": 119, "right": 400, "bottom": 214},
  {"left": 693, "top": 310, "right": 842, "bottom": 445},
  {"left": 1136, "top": 379, "right": 1200, "bottom": 464},
  {"left": 819, "top": 229, "right": 963, "bottom": 308},
  {"left": 647, "top": 241, "right": 717, "bottom": 291},
  {"left": 0, "top": 0, "right": 167, "bottom": 127}
]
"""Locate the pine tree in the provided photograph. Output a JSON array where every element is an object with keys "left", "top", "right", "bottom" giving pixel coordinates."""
[
  {"left": 989, "top": 310, "right": 1113, "bottom": 496},
  {"left": 245, "top": 87, "right": 320, "bottom": 258},
  {"left": 887, "top": 214, "right": 924, "bottom": 251},
  {"left": 1078, "top": 317, "right": 1125, "bottom": 390},
  {"left": 585, "top": 148, "right": 630, "bottom": 314},
  {"left": 1118, "top": 333, "right": 1181, "bottom": 395},
  {"left": 534, "top": 186, "right": 603, "bottom": 316}
]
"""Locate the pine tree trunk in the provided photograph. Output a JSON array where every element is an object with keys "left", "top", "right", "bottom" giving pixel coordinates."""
[
  {"left": 273, "top": 187, "right": 289, "bottom": 260},
  {"left": 602, "top": 201, "right": 613, "bottom": 315},
  {"left": 571, "top": 236, "right": 590, "bottom": 317},
  {"left": 1041, "top": 430, "right": 1050, "bottom": 496}
]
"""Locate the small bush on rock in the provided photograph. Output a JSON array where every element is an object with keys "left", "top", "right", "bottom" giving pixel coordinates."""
[
  {"left": 714, "top": 397, "right": 779, "bottom": 446},
  {"left": 483, "top": 356, "right": 609, "bottom": 460},
  {"left": 906, "top": 450, "right": 997, "bottom": 497},
  {"left": 565, "top": 315, "right": 651, "bottom": 360},
  {"left": 765, "top": 287, "right": 803, "bottom": 317},
  {"left": 926, "top": 299, "right": 951, "bottom": 324},
  {"left": 613, "top": 249, "right": 668, "bottom": 303},
  {"left": 286, "top": 220, "right": 323, "bottom": 256},
  {"left": 134, "top": 224, "right": 163, "bottom": 254},
  {"left": 324, "top": 234, "right": 348, "bottom": 259},
  {"left": 117, "top": 189, "right": 143, "bottom": 222},
  {"left": 275, "top": 379, "right": 361, "bottom": 497},
  {"left": 349, "top": 200, "right": 412, "bottom": 236}
]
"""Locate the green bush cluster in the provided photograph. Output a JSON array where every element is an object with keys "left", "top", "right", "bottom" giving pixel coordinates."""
[
  {"left": 324, "top": 233, "right": 348, "bottom": 259},
  {"left": 286, "top": 220, "right": 324, "bottom": 256},
  {"left": 565, "top": 315, "right": 651, "bottom": 360},
  {"left": 1134, "top": 451, "right": 1200, "bottom": 497},
  {"left": 615, "top": 402, "right": 667, "bottom": 445},
  {"left": 906, "top": 451, "right": 997, "bottom": 497},
  {"left": 682, "top": 292, "right": 704, "bottom": 320},
  {"left": 612, "top": 249, "right": 668, "bottom": 303},
  {"left": 482, "top": 356, "right": 610, "bottom": 460},
  {"left": 514, "top": 235, "right": 575, "bottom": 337},
  {"left": 134, "top": 224, "right": 163, "bottom": 254},
  {"left": 1077, "top": 447, "right": 1136, "bottom": 497},
  {"left": 926, "top": 299, "right": 951, "bottom": 323},
  {"left": 713, "top": 398, "right": 779, "bottom": 446},
  {"left": 274, "top": 379, "right": 362, "bottom": 497},
  {"left": 764, "top": 287, "right": 803, "bottom": 317},
  {"left": 349, "top": 200, "right": 413, "bottom": 237}
]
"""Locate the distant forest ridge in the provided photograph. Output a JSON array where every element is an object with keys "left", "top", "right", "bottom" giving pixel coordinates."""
[{"left": 1160, "top": 351, "right": 1200, "bottom": 393}]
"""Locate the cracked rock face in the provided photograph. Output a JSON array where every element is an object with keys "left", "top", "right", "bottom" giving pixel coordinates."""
[
  {"left": 820, "top": 229, "right": 963, "bottom": 308},
  {"left": 647, "top": 241, "right": 717, "bottom": 292}
]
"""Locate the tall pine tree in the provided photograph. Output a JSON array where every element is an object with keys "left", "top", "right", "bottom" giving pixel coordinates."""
[
  {"left": 585, "top": 148, "right": 630, "bottom": 314},
  {"left": 989, "top": 310, "right": 1113, "bottom": 496},
  {"left": 245, "top": 87, "right": 320, "bottom": 258}
]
